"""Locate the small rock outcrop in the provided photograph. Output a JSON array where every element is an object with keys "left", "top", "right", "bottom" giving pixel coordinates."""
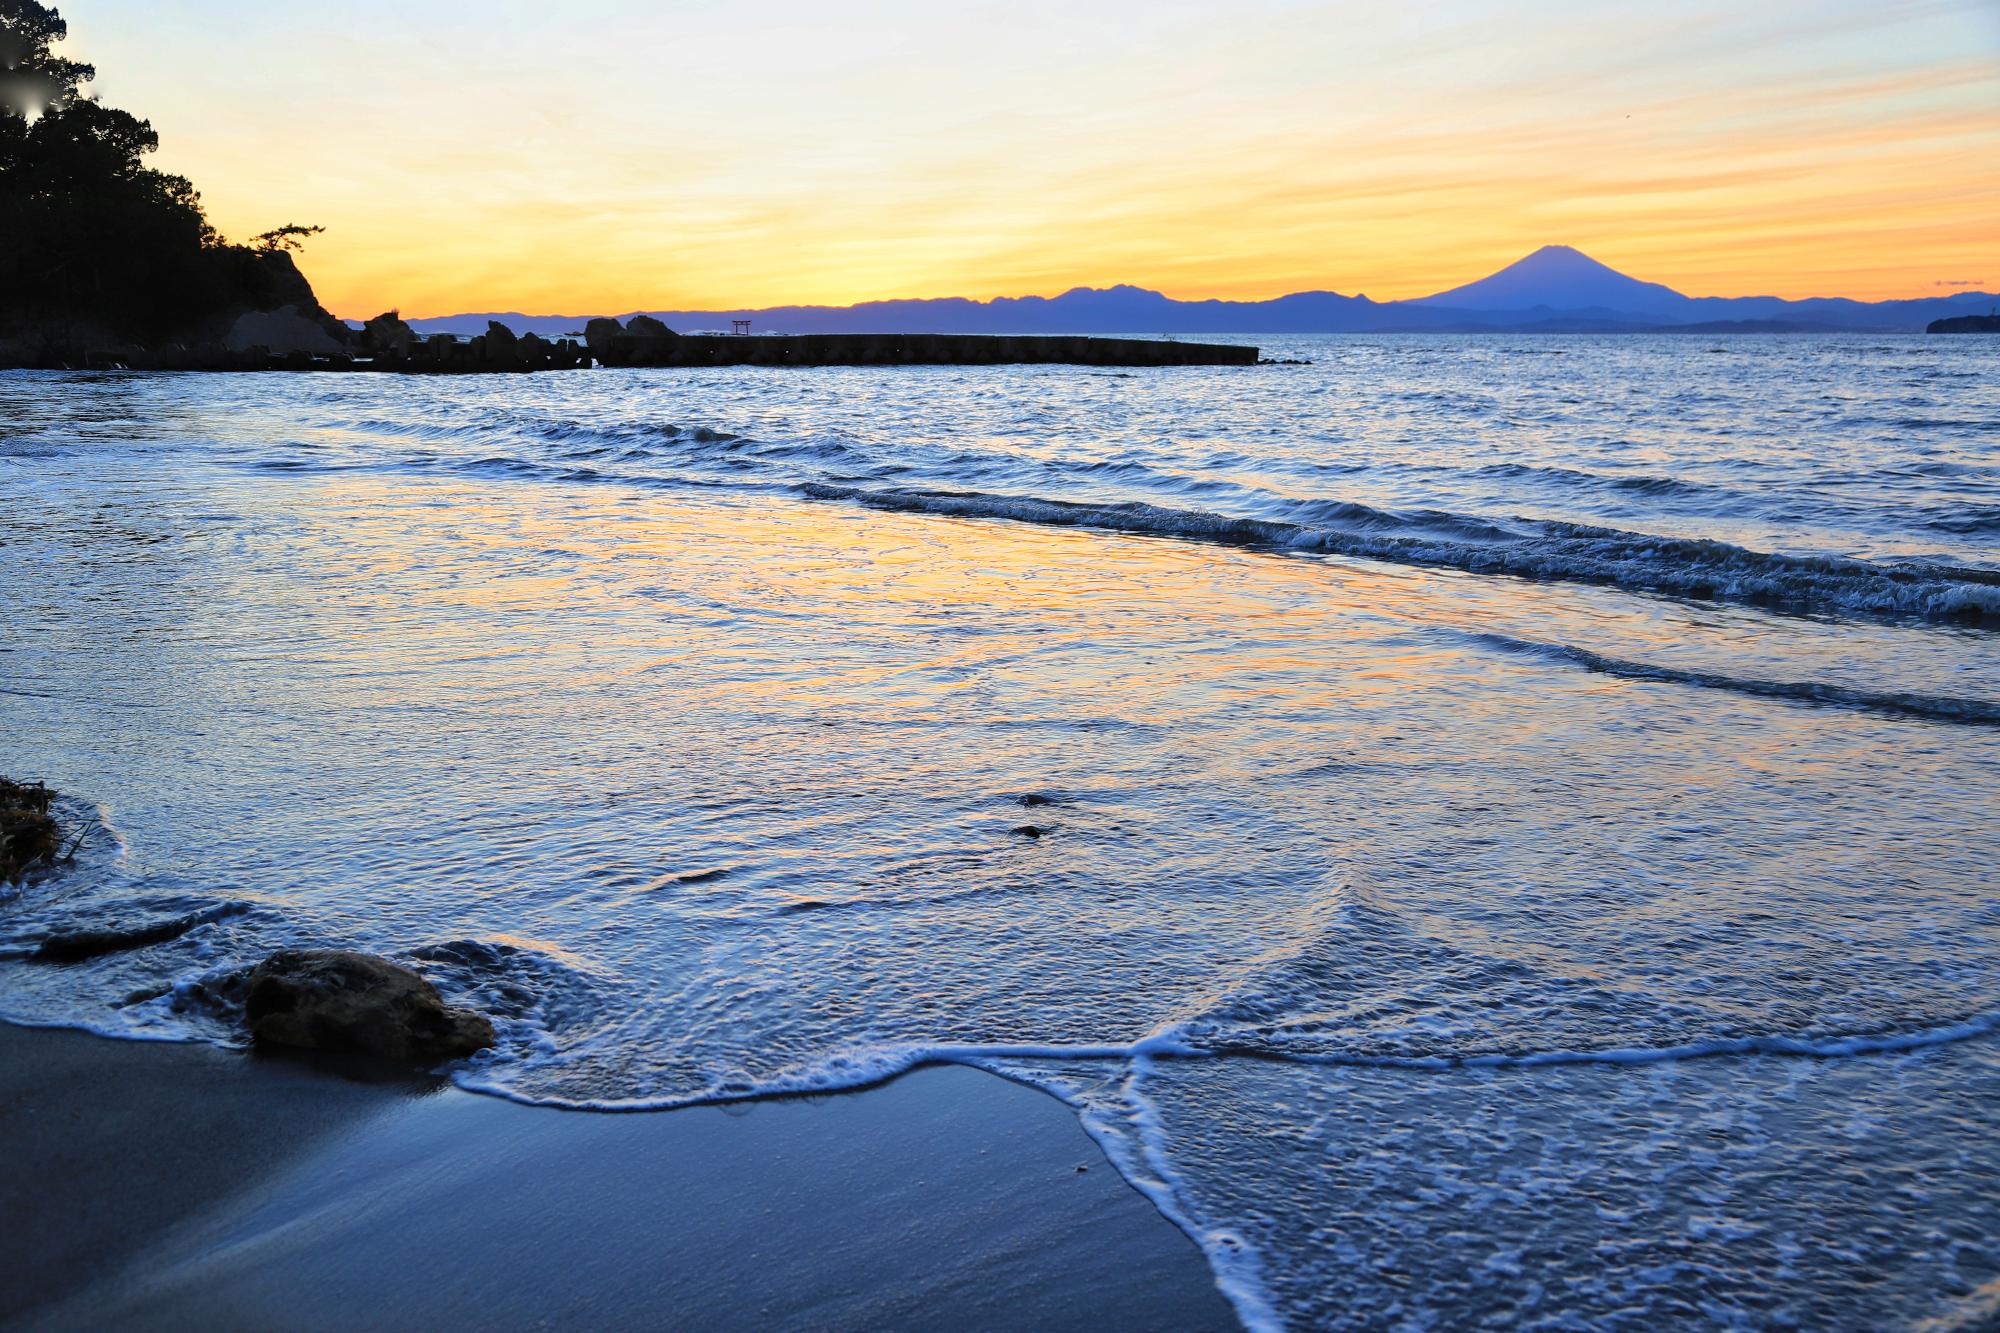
[
  {"left": 583, "top": 317, "right": 624, "bottom": 355},
  {"left": 480, "top": 320, "right": 521, "bottom": 366},
  {"left": 624, "top": 314, "right": 676, "bottom": 338},
  {"left": 361, "top": 310, "right": 416, "bottom": 357},
  {"left": 1, "top": 778, "right": 59, "bottom": 881},
  {"left": 245, "top": 948, "right": 495, "bottom": 1065}
]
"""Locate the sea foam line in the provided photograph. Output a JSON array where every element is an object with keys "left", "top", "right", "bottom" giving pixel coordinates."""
[{"left": 449, "top": 1008, "right": 2000, "bottom": 1115}]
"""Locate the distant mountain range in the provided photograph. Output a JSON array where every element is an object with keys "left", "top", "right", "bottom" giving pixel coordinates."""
[{"left": 402, "top": 246, "right": 1998, "bottom": 337}]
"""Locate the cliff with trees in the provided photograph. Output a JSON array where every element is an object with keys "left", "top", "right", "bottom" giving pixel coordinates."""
[{"left": 0, "top": 0, "right": 350, "bottom": 365}]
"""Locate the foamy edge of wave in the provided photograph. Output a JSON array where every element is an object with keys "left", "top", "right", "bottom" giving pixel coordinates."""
[{"left": 448, "top": 1009, "right": 2000, "bottom": 1116}]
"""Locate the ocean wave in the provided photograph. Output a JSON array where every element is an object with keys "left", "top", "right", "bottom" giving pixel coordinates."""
[
  {"left": 1466, "top": 631, "right": 2000, "bottom": 725},
  {"left": 800, "top": 482, "right": 2000, "bottom": 627},
  {"left": 302, "top": 412, "right": 898, "bottom": 481},
  {"left": 1475, "top": 460, "right": 1726, "bottom": 501},
  {"left": 1923, "top": 506, "right": 2000, "bottom": 537},
  {"left": 316, "top": 412, "right": 753, "bottom": 457},
  {"left": 1193, "top": 1008, "right": 2000, "bottom": 1071}
]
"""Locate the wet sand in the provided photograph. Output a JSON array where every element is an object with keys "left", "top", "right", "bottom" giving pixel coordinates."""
[{"left": 0, "top": 1024, "right": 1235, "bottom": 1330}]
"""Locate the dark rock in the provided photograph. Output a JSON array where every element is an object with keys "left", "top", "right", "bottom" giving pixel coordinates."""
[
  {"left": 362, "top": 310, "right": 416, "bottom": 358},
  {"left": 483, "top": 320, "right": 521, "bottom": 366},
  {"left": 0, "top": 777, "right": 59, "bottom": 881},
  {"left": 583, "top": 318, "right": 624, "bottom": 355},
  {"left": 1017, "top": 793, "right": 1057, "bottom": 807},
  {"left": 624, "top": 315, "right": 676, "bottom": 338},
  {"left": 245, "top": 949, "right": 495, "bottom": 1065},
  {"left": 1010, "top": 824, "right": 1047, "bottom": 839}
]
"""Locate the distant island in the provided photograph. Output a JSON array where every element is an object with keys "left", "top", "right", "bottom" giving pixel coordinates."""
[{"left": 1927, "top": 314, "right": 2000, "bottom": 334}]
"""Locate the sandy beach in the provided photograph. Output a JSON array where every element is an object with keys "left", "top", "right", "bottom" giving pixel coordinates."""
[{"left": 0, "top": 1024, "right": 1235, "bottom": 1330}]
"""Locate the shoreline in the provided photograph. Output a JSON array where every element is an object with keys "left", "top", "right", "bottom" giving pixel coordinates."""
[{"left": 0, "top": 1022, "right": 1237, "bottom": 1330}]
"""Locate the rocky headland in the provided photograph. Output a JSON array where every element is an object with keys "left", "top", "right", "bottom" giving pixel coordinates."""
[{"left": 1927, "top": 314, "right": 2000, "bottom": 334}]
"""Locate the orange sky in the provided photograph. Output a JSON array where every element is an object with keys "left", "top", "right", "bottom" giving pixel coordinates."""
[{"left": 66, "top": 0, "right": 2000, "bottom": 317}]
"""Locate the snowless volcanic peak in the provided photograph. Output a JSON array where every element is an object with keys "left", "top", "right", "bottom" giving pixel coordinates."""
[{"left": 1421, "top": 245, "right": 1693, "bottom": 315}]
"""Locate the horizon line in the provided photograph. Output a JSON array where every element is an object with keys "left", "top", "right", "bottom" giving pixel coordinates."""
[{"left": 353, "top": 272, "right": 1998, "bottom": 325}]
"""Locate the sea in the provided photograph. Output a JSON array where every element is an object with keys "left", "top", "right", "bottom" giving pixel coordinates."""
[{"left": 4, "top": 334, "right": 1998, "bottom": 1330}]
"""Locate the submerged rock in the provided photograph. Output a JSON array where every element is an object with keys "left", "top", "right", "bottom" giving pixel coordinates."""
[
  {"left": 37, "top": 903, "right": 246, "bottom": 963},
  {"left": 624, "top": 314, "right": 675, "bottom": 338},
  {"left": 245, "top": 949, "right": 495, "bottom": 1065}
]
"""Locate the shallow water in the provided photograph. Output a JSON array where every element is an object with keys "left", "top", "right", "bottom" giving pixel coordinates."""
[{"left": 4, "top": 334, "right": 1998, "bottom": 1328}]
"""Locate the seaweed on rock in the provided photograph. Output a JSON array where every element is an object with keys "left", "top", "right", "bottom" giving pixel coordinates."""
[{"left": 0, "top": 778, "right": 60, "bottom": 881}]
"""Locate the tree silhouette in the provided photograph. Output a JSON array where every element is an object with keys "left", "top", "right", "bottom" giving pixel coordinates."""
[
  {"left": 0, "top": 0, "right": 90, "bottom": 120},
  {"left": 251, "top": 223, "right": 325, "bottom": 253},
  {"left": 1, "top": 0, "right": 328, "bottom": 347}
]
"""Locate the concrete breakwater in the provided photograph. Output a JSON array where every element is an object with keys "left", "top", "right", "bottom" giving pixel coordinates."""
[
  {"left": 592, "top": 326, "right": 1261, "bottom": 367},
  {"left": 3, "top": 313, "right": 1260, "bottom": 373}
]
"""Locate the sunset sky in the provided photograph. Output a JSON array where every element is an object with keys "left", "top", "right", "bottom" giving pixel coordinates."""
[{"left": 62, "top": 0, "right": 2000, "bottom": 318}]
